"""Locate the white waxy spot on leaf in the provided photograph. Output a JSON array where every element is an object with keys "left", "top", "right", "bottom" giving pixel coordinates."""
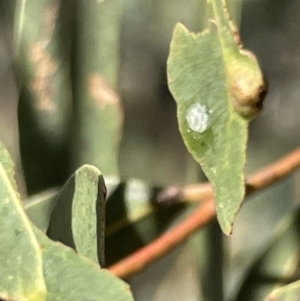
[{"left": 186, "top": 104, "right": 210, "bottom": 133}]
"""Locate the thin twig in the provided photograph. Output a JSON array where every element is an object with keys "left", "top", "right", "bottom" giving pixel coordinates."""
[{"left": 108, "top": 148, "right": 300, "bottom": 279}]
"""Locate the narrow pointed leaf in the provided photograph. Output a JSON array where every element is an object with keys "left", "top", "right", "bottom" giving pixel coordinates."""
[
  {"left": 15, "top": 0, "right": 72, "bottom": 143},
  {"left": 33, "top": 226, "right": 134, "bottom": 301},
  {"left": 74, "top": 0, "right": 122, "bottom": 176},
  {"left": 15, "top": 0, "right": 72, "bottom": 192},
  {"left": 167, "top": 0, "right": 267, "bottom": 234},
  {"left": 0, "top": 163, "right": 46, "bottom": 301},
  {"left": 47, "top": 165, "right": 106, "bottom": 266}
]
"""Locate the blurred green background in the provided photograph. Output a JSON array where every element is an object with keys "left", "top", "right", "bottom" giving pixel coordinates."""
[{"left": 0, "top": 0, "right": 300, "bottom": 300}]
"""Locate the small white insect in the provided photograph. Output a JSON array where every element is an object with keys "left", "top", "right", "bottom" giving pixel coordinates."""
[{"left": 186, "top": 103, "right": 210, "bottom": 133}]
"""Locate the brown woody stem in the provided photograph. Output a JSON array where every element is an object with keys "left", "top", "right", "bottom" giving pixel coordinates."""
[{"left": 108, "top": 148, "right": 300, "bottom": 278}]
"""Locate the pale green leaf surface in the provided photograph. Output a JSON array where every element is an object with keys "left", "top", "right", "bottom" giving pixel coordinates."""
[
  {"left": 47, "top": 165, "right": 106, "bottom": 266},
  {"left": 266, "top": 280, "right": 300, "bottom": 301},
  {"left": 73, "top": 165, "right": 106, "bottom": 265},
  {"left": 33, "top": 226, "right": 134, "bottom": 301},
  {"left": 24, "top": 189, "right": 58, "bottom": 232},
  {"left": 0, "top": 141, "right": 18, "bottom": 191},
  {"left": 167, "top": 0, "right": 266, "bottom": 234},
  {"left": 0, "top": 163, "right": 46, "bottom": 301}
]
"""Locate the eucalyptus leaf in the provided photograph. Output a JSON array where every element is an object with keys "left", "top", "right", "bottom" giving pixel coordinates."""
[
  {"left": 33, "top": 226, "right": 134, "bottom": 301},
  {"left": 167, "top": 0, "right": 267, "bottom": 234},
  {"left": 47, "top": 165, "right": 106, "bottom": 266},
  {"left": 0, "top": 141, "right": 18, "bottom": 191},
  {"left": 74, "top": 0, "right": 122, "bottom": 176},
  {"left": 25, "top": 176, "right": 186, "bottom": 266},
  {"left": 0, "top": 163, "right": 46, "bottom": 301},
  {"left": 266, "top": 280, "right": 300, "bottom": 301},
  {"left": 15, "top": 0, "right": 72, "bottom": 144},
  {"left": 24, "top": 176, "right": 120, "bottom": 233},
  {"left": 24, "top": 188, "right": 58, "bottom": 232},
  {"left": 15, "top": 0, "right": 72, "bottom": 193}
]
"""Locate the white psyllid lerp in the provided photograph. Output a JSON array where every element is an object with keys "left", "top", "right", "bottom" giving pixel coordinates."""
[{"left": 186, "top": 103, "right": 210, "bottom": 133}]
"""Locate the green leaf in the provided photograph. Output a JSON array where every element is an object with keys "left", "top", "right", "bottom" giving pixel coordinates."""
[
  {"left": 15, "top": 0, "right": 72, "bottom": 143},
  {"left": 0, "top": 163, "right": 46, "bottom": 301},
  {"left": 24, "top": 177, "right": 119, "bottom": 233},
  {"left": 266, "top": 280, "right": 300, "bottom": 301},
  {"left": 24, "top": 189, "right": 58, "bottom": 232},
  {"left": 167, "top": 0, "right": 267, "bottom": 234},
  {"left": 25, "top": 177, "right": 186, "bottom": 266},
  {"left": 15, "top": 0, "right": 72, "bottom": 193},
  {"left": 33, "top": 226, "right": 134, "bottom": 301},
  {"left": 0, "top": 141, "right": 131, "bottom": 300},
  {"left": 47, "top": 165, "right": 106, "bottom": 266},
  {"left": 26, "top": 178, "right": 158, "bottom": 241},
  {"left": 74, "top": 0, "right": 122, "bottom": 176},
  {"left": 0, "top": 141, "right": 18, "bottom": 191}
]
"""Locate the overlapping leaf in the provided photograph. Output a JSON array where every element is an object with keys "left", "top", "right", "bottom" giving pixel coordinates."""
[
  {"left": 47, "top": 165, "right": 106, "bottom": 266},
  {"left": 25, "top": 176, "right": 187, "bottom": 266},
  {"left": 0, "top": 163, "right": 46, "bottom": 301},
  {"left": 0, "top": 139, "right": 133, "bottom": 300},
  {"left": 33, "top": 226, "right": 134, "bottom": 301}
]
